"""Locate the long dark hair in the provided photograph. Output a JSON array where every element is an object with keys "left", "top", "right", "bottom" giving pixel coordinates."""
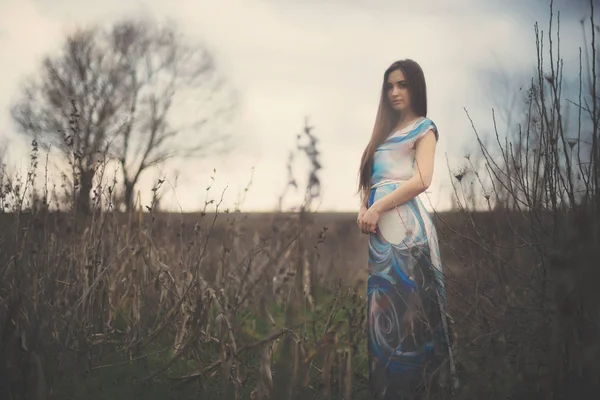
[{"left": 357, "top": 59, "right": 428, "bottom": 193}]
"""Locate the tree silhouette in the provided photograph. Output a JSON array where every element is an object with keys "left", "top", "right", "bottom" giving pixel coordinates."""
[{"left": 11, "top": 18, "right": 236, "bottom": 213}]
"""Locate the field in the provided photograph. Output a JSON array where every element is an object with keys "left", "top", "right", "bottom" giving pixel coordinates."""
[{"left": 2, "top": 207, "right": 580, "bottom": 400}]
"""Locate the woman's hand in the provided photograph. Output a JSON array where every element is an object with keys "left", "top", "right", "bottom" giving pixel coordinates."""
[
  {"left": 357, "top": 205, "right": 367, "bottom": 231},
  {"left": 359, "top": 206, "right": 380, "bottom": 234}
]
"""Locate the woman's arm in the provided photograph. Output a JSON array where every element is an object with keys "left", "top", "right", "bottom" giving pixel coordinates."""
[
  {"left": 357, "top": 188, "right": 369, "bottom": 233},
  {"left": 368, "top": 129, "right": 437, "bottom": 214}
]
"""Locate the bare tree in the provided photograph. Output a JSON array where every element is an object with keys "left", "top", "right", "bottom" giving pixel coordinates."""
[{"left": 11, "top": 18, "right": 236, "bottom": 213}]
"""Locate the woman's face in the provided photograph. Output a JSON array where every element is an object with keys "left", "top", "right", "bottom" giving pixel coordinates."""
[{"left": 385, "top": 68, "right": 411, "bottom": 112}]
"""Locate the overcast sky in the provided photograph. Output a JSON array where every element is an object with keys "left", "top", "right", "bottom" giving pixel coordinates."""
[{"left": 0, "top": 0, "right": 595, "bottom": 212}]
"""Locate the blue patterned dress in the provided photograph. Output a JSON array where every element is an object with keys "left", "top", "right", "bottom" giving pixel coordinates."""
[{"left": 367, "top": 117, "right": 457, "bottom": 398}]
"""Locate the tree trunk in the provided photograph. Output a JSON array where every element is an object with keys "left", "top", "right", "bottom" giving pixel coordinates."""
[
  {"left": 76, "top": 169, "right": 95, "bottom": 215},
  {"left": 124, "top": 181, "right": 135, "bottom": 213}
]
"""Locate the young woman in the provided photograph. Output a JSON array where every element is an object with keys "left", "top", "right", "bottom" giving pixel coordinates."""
[{"left": 357, "top": 59, "right": 458, "bottom": 398}]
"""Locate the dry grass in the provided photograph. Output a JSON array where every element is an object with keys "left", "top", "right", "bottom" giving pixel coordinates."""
[
  {"left": 0, "top": 206, "right": 375, "bottom": 399},
  {"left": 0, "top": 120, "right": 377, "bottom": 400},
  {"left": 3, "top": 203, "right": 594, "bottom": 400}
]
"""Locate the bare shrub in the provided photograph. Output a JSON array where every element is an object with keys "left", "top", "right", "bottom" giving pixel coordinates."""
[{"left": 441, "top": 1, "right": 600, "bottom": 398}]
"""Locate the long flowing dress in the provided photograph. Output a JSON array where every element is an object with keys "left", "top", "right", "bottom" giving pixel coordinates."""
[{"left": 367, "top": 117, "right": 457, "bottom": 399}]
